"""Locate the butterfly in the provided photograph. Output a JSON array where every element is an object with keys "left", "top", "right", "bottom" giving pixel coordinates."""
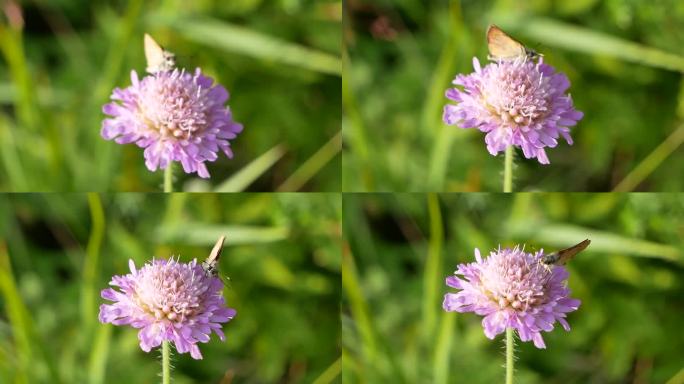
[
  {"left": 144, "top": 33, "right": 176, "bottom": 74},
  {"left": 202, "top": 235, "right": 225, "bottom": 277},
  {"left": 486, "top": 24, "right": 539, "bottom": 61},
  {"left": 541, "top": 239, "right": 591, "bottom": 266}
]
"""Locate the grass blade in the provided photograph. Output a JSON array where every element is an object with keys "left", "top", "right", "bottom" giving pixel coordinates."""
[
  {"left": 342, "top": 48, "right": 374, "bottom": 190},
  {"left": 311, "top": 356, "right": 341, "bottom": 384},
  {"left": 613, "top": 123, "right": 684, "bottom": 191},
  {"left": 169, "top": 17, "right": 341, "bottom": 75},
  {"left": 87, "top": 324, "right": 111, "bottom": 384},
  {"left": 0, "top": 21, "right": 39, "bottom": 132},
  {"left": 0, "top": 83, "right": 71, "bottom": 106},
  {"left": 81, "top": 193, "right": 106, "bottom": 333},
  {"left": 614, "top": 79, "right": 684, "bottom": 191},
  {"left": 427, "top": 2, "right": 468, "bottom": 190},
  {"left": 342, "top": 246, "right": 378, "bottom": 362},
  {"left": 665, "top": 367, "right": 684, "bottom": 384},
  {"left": 0, "top": 241, "right": 60, "bottom": 382},
  {"left": 0, "top": 115, "right": 28, "bottom": 191},
  {"left": 422, "top": 194, "right": 443, "bottom": 343},
  {"left": 433, "top": 312, "right": 455, "bottom": 384},
  {"left": 88, "top": 0, "right": 144, "bottom": 190},
  {"left": 93, "top": 0, "right": 144, "bottom": 102},
  {"left": 215, "top": 144, "right": 286, "bottom": 192},
  {"left": 158, "top": 224, "right": 290, "bottom": 245},
  {"left": 516, "top": 18, "right": 684, "bottom": 72},
  {"left": 277, "top": 130, "right": 341, "bottom": 191},
  {"left": 0, "top": 241, "right": 33, "bottom": 382},
  {"left": 509, "top": 223, "right": 682, "bottom": 263}
]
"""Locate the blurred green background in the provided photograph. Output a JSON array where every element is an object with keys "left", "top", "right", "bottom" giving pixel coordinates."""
[
  {"left": 0, "top": 0, "right": 341, "bottom": 192},
  {"left": 0, "top": 193, "right": 341, "bottom": 383},
  {"left": 343, "top": 0, "right": 684, "bottom": 191},
  {"left": 343, "top": 193, "right": 684, "bottom": 383}
]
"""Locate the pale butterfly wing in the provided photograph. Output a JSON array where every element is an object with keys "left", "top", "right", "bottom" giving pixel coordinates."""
[
  {"left": 202, "top": 235, "right": 225, "bottom": 277},
  {"left": 144, "top": 33, "right": 176, "bottom": 74},
  {"left": 542, "top": 239, "right": 591, "bottom": 266},
  {"left": 486, "top": 25, "right": 538, "bottom": 61}
]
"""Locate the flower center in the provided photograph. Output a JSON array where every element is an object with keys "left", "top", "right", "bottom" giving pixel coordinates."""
[
  {"left": 479, "top": 251, "right": 552, "bottom": 312},
  {"left": 138, "top": 72, "right": 210, "bottom": 141},
  {"left": 133, "top": 262, "right": 208, "bottom": 323},
  {"left": 483, "top": 62, "right": 550, "bottom": 128}
]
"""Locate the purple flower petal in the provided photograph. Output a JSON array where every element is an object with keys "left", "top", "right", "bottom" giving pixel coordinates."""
[
  {"left": 443, "top": 245, "right": 580, "bottom": 349},
  {"left": 532, "top": 332, "right": 546, "bottom": 349},
  {"left": 101, "top": 68, "right": 243, "bottom": 178},
  {"left": 443, "top": 57, "right": 583, "bottom": 164},
  {"left": 98, "top": 257, "right": 236, "bottom": 359}
]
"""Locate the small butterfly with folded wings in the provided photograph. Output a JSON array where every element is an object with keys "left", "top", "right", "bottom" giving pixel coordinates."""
[
  {"left": 202, "top": 236, "right": 232, "bottom": 287},
  {"left": 541, "top": 239, "right": 591, "bottom": 270}
]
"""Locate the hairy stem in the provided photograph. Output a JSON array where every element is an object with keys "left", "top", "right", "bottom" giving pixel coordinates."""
[
  {"left": 503, "top": 146, "right": 513, "bottom": 193},
  {"left": 506, "top": 328, "right": 514, "bottom": 384},
  {"left": 163, "top": 164, "right": 173, "bottom": 192},
  {"left": 162, "top": 341, "right": 170, "bottom": 384}
]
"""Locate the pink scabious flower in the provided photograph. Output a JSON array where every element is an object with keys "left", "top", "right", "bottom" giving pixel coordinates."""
[
  {"left": 443, "top": 246, "right": 580, "bottom": 348},
  {"left": 443, "top": 57, "right": 583, "bottom": 164},
  {"left": 102, "top": 69, "right": 243, "bottom": 178},
  {"left": 98, "top": 258, "right": 236, "bottom": 359}
]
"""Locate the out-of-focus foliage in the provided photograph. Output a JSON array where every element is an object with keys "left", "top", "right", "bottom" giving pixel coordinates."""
[
  {"left": 343, "top": 0, "right": 684, "bottom": 191},
  {"left": 0, "top": 193, "right": 341, "bottom": 383},
  {"left": 342, "top": 193, "right": 684, "bottom": 383},
  {"left": 0, "top": 0, "right": 341, "bottom": 191}
]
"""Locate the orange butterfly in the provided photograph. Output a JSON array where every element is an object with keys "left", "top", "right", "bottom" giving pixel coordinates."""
[
  {"left": 541, "top": 239, "right": 591, "bottom": 266},
  {"left": 486, "top": 24, "right": 539, "bottom": 61},
  {"left": 144, "top": 33, "right": 176, "bottom": 74}
]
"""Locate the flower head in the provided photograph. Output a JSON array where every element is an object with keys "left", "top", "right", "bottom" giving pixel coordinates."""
[
  {"left": 99, "top": 257, "right": 236, "bottom": 359},
  {"left": 102, "top": 68, "right": 243, "bottom": 178},
  {"left": 443, "top": 246, "right": 580, "bottom": 348},
  {"left": 443, "top": 57, "right": 583, "bottom": 164}
]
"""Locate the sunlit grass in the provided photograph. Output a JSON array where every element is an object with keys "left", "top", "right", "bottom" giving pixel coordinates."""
[
  {"left": 0, "top": 193, "right": 341, "bottom": 383},
  {"left": 343, "top": 1, "right": 684, "bottom": 191},
  {"left": 0, "top": 1, "right": 341, "bottom": 192},
  {"left": 342, "top": 193, "right": 684, "bottom": 382}
]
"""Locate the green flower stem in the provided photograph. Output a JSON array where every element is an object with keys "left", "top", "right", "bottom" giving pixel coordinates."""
[
  {"left": 506, "top": 328, "right": 514, "bottom": 384},
  {"left": 503, "top": 146, "right": 513, "bottom": 192},
  {"left": 162, "top": 341, "right": 170, "bottom": 384},
  {"left": 163, "top": 164, "right": 173, "bottom": 192}
]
